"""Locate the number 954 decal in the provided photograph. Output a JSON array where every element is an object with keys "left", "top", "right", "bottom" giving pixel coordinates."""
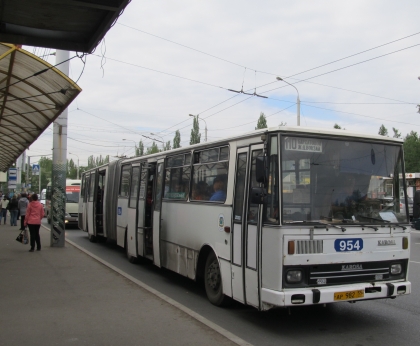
[{"left": 334, "top": 238, "right": 363, "bottom": 252}]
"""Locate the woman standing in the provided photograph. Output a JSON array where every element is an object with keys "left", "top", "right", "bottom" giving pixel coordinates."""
[
  {"left": 24, "top": 194, "right": 44, "bottom": 252},
  {"left": 1, "top": 196, "right": 9, "bottom": 225},
  {"left": 18, "top": 193, "right": 29, "bottom": 231},
  {"left": 8, "top": 196, "right": 19, "bottom": 226}
]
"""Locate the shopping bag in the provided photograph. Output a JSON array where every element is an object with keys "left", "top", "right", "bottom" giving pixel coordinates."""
[
  {"left": 15, "top": 230, "right": 28, "bottom": 245},
  {"left": 16, "top": 231, "right": 24, "bottom": 243},
  {"left": 23, "top": 230, "right": 29, "bottom": 245}
]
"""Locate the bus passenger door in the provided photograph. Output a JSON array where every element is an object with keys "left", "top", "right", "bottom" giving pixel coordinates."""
[
  {"left": 126, "top": 164, "right": 141, "bottom": 259},
  {"left": 231, "top": 148, "right": 248, "bottom": 303},
  {"left": 82, "top": 174, "right": 89, "bottom": 231},
  {"left": 152, "top": 160, "right": 164, "bottom": 267},
  {"left": 87, "top": 171, "right": 96, "bottom": 239},
  {"left": 232, "top": 144, "right": 263, "bottom": 309}
]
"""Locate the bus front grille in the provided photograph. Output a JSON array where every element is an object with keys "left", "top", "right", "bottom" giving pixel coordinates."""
[{"left": 296, "top": 240, "right": 323, "bottom": 254}]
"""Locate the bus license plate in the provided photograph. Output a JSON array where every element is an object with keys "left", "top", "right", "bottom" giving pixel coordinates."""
[
  {"left": 334, "top": 290, "right": 364, "bottom": 301},
  {"left": 334, "top": 238, "right": 363, "bottom": 252}
]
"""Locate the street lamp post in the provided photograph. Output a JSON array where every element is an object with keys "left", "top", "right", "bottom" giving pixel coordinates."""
[
  {"left": 68, "top": 152, "right": 79, "bottom": 180},
  {"left": 276, "top": 77, "right": 300, "bottom": 126},
  {"left": 122, "top": 139, "right": 137, "bottom": 156},
  {"left": 189, "top": 114, "right": 207, "bottom": 142}
]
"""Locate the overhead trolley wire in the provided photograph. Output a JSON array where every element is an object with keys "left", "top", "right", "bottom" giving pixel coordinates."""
[{"left": 118, "top": 22, "right": 420, "bottom": 85}]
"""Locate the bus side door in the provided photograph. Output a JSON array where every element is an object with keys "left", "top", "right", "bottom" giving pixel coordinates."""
[
  {"left": 152, "top": 160, "right": 164, "bottom": 267},
  {"left": 126, "top": 164, "right": 141, "bottom": 259},
  {"left": 87, "top": 171, "right": 96, "bottom": 237},
  {"left": 231, "top": 144, "right": 263, "bottom": 309}
]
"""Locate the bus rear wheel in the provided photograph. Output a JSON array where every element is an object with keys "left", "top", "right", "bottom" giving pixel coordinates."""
[{"left": 204, "top": 252, "right": 228, "bottom": 306}]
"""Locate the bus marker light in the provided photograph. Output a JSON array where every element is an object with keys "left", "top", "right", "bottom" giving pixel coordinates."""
[
  {"left": 288, "top": 241, "right": 295, "bottom": 254},
  {"left": 403, "top": 237, "right": 408, "bottom": 249},
  {"left": 224, "top": 226, "right": 230, "bottom": 233}
]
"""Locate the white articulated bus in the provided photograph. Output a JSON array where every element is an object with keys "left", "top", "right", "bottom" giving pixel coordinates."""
[{"left": 79, "top": 126, "right": 411, "bottom": 310}]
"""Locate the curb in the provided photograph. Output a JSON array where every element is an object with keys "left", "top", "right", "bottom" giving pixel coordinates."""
[{"left": 41, "top": 225, "right": 252, "bottom": 346}]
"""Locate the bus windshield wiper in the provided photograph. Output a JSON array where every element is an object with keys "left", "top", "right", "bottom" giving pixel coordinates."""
[
  {"left": 360, "top": 216, "right": 390, "bottom": 223},
  {"left": 361, "top": 225, "right": 379, "bottom": 231},
  {"left": 393, "top": 224, "right": 407, "bottom": 230}
]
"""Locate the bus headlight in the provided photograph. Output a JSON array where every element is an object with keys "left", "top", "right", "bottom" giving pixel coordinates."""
[
  {"left": 390, "top": 263, "right": 402, "bottom": 275},
  {"left": 286, "top": 270, "right": 303, "bottom": 283}
]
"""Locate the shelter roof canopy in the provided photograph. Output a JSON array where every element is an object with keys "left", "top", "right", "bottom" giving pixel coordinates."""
[{"left": 0, "top": 43, "right": 81, "bottom": 172}]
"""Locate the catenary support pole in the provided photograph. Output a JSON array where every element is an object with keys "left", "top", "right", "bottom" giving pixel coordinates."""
[
  {"left": 50, "top": 50, "right": 69, "bottom": 247},
  {"left": 27, "top": 156, "right": 30, "bottom": 191}
]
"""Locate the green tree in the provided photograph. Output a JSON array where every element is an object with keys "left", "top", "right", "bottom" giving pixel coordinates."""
[
  {"left": 87, "top": 155, "right": 110, "bottom": 169},
  {"left": 392, "top": 127, "right": 401, "bottom": 138},
  {"left": 190, "top": 117, "right": 201, "bottom": 145},
  {"left": 403, "top": 131, "right": 420, "bottom": 172},
  {"left": 173, "top": 130, "right": 181, "bottom": 149},
  {"left": 67, "top": 158, "right": 77, "bottom": 179},
  {"left": 146, "top": 142, "right": 160, "bottom": 155},
  {"left": 378, "top": 124, "right": 388, "bottom": 136},
  {"left": 255, "top": 112, "right": 267, "bottom": 129},
  {"left": 136, "top": 140, "right": 144, "bottom": 156},
  {"left": 163, "top": 141, "right": 171, "bottom": 151},
  {"left": 334, "top": 123, "right": 345, "bottom": 129},
  {"left": 39, "top": 156, "right": 52, "bottom": 190}
]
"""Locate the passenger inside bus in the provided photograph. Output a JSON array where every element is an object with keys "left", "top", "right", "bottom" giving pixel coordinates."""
[
  {"left": 209, "top": 176, "right": 227, "bottom": 202},
  {"left": 192, "top": 181, "right": 209, "bottom": 200}
]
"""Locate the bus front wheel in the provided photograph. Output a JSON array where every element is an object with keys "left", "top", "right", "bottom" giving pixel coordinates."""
[{"left": 204, "top": 252, "right": 228, "bottom": 306}]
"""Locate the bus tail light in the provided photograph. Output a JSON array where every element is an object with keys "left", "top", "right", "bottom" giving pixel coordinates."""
[
  {"left": 403, "top": 237, "right": 408, "bottom": 249},
  {"left": 288, "top": 241, "right": 295, "bottom": 255}
]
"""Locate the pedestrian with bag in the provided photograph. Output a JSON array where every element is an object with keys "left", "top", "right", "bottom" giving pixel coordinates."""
[
  {"left": 24, "top": 194, "right": 44, "bottom": 252},
  {"left": 8, "top": 195, "right": 19, "bottom": 226},
  {"left": 18, "top": 193, "right": 29, "bottom": 231},
  {"left": 1, "top": 195, "right": 9, "bottom": 225}
]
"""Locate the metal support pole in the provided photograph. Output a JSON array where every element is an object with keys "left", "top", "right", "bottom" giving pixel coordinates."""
[
  {"left": 51, "top": 50, "right": 69, "bottom": 247},
  {"left": 26, "top": 155, "right": 30, "bottom": 191}
]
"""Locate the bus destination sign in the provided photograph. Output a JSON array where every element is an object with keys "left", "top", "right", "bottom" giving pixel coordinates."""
[{"left": 285, "top": 137, "right": 323, "bottom": 153}]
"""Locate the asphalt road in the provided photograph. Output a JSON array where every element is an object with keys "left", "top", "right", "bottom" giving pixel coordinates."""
[{"left": 55, "top": 220, "right": 420, "bottom": 346}]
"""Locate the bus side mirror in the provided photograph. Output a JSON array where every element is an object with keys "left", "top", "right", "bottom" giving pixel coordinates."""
[
  {"left": 250, "top": 187, "right": 267, "bottom": 204},
  {"left": 413, "top": 190, "right": 420, "bottom": 219},
  {"left": 255, "top": 156, "right": 268, "bottom": 184}
]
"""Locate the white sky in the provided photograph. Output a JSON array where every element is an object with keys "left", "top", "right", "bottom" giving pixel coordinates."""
[{"left": 25, "top": 0, "right": 420, "bottom": 166}]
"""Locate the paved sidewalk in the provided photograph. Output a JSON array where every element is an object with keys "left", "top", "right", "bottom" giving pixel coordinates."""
[{"left": 0, "top": 224, "right": 239, "bottom": 346}]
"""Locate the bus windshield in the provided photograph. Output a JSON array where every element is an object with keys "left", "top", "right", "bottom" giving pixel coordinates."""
[
  {"left": 66, "top": 186, "right": 80, "bottom": 203},
  {"left": 280, "top": 135, "right": 407, "bottom": 225}
]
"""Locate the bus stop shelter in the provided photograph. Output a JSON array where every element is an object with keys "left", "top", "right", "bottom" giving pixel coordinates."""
[{"left": 0, "top": 43, "right": 81, "bottom": 172}]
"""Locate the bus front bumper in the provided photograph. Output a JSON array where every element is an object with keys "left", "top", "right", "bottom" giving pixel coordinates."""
[{"left": 261, "top": 281, "right": 411, "bottom": 308}]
